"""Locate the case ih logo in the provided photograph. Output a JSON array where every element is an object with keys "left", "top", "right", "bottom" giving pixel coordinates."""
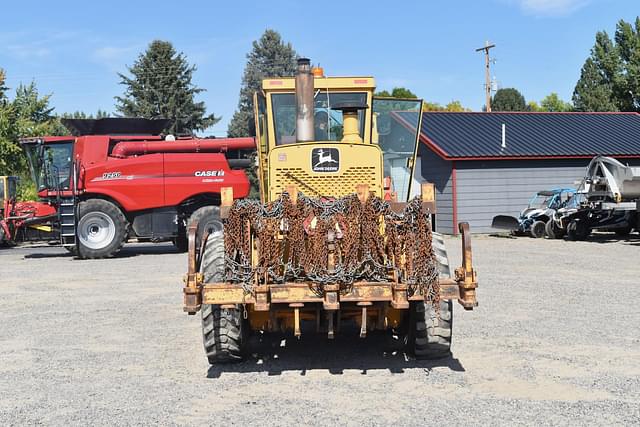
[
  {"left": 311, "top": 148, "right": 339, "bottom": 172},
  {"left": 195, "top": 170, "right": 225, "bottom": 177}
]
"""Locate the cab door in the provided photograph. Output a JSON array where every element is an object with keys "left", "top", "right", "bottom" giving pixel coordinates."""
[{"left": 372, "top": 98, "right": 424, "bottom": 202}]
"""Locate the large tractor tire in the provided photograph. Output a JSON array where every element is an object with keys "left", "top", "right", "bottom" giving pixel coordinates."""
[
  {"left": 200, "top": 229, "right": 245, "bottom": 364},
  {"left": 567, "top": 219, "right": 590, "bottom": 241},
  {"left": 530, "top": 220, "right": 546, "bottom": 238},
  {"left": 545, "top": 219, "right": 565, "bottom": 239},
  {"left": 407, "top": 232, "right": 453, "bottom": 360},
  {"left": 77, "top": 199, "right": 127, "bottom": 259},
  {"left": 188, "top": 205, "right": 223, "bottom": 250}
]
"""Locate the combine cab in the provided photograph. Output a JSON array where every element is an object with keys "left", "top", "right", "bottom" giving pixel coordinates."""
[{"left": 183, "top": 59, "right": 478, "bottom": 363}]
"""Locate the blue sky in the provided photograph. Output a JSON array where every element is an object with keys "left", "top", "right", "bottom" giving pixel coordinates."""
[{"left": 1, "top": 0, "right": 638, "bottom": 136}]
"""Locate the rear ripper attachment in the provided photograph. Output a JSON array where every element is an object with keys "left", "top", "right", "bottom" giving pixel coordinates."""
[{"left": 183, "top": 184, "right": 478, "bottom": 362}]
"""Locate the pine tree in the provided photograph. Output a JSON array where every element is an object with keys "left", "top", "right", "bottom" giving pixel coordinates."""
[
  {"left": 0, "top": 68, "right": 8, "bottom": 102},
  {"left": 572, "top": 19, "right": 640, "bottom": 112},
  {"left": 573, "top": 31, "right": 620, "bottom": 111},
  {"left": 491, "top": 88, "right": 527, "bottom": 111},
  {"left": 227, "top": 30, "right": 297, "bottom": 137},
  {"left": 573, "top": 58, "right": 619, "bottom": 111},
  {"left": 115, "top": 40, "right": 219, "bottom": 134}
]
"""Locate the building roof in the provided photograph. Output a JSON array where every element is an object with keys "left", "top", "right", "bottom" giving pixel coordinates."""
[{"left": 396, "top": 111, "right": 640, "bottom": 161}]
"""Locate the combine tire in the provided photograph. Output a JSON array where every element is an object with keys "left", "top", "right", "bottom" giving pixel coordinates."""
[
  {"left": 530, "top": 220, "right": 546, "bottom": 238},
  {"left": 408, "top": 232, "right": 453, "bottom": 360},
  {"left": 545, "top": 219, "right": 564, "bottom": 239},
  {"left": 77, "top": 199, "right": 127, "bottom": 259},
  {"left": 567, "top": 219, "right": 590, "bottom": 241},
  {"left": 200, "top": 230, "right": 245, "bottom": 364},
  {"left": 188, "top": 206, "right": 223, "bottom": 250}
]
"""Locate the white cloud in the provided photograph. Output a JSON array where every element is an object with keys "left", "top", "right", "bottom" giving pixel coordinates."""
[{"left": 516, "top": 0, "right": 590, "bottom": 16}]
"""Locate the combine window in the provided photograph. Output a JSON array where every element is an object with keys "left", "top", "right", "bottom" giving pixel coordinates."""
[
  {"left": 24, "top": 142, "right": 73, "bottom": 190},
  {"left": 272, "top": 92, "right": 367, "bottom": 145}
]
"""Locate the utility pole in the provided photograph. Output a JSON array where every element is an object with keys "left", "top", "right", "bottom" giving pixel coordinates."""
[{"left": 475, "top": 41, "right": 496, "bottom": 112}]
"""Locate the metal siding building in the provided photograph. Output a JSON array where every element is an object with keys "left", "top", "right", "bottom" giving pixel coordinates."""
[{"left": 408, "top": 112, "right": 640, "bottom": 234}]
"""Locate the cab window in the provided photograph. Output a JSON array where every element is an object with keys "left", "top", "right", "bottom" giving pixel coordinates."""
[{"left": 272, "top": 92, "right": 367, "bottom": 145}]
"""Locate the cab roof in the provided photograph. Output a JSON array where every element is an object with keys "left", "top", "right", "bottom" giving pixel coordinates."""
[{"left": 262, "top": 76, "right": 375, "bottom": 91}]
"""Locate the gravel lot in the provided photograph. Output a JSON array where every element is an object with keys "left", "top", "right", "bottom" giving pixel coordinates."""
[{"left": 1, "top": 233, "right": 639, "bottom": 426}]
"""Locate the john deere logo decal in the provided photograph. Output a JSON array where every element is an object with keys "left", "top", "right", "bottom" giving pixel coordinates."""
[{"left": 311, "top": 148, "right": 339, "bottom": 172}]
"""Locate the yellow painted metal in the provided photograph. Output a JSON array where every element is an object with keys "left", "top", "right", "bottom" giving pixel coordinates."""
[
  {"left": 28, "top": 225, "right": 52, "bottom": 232},
  {"left": 341, "top": 111, "right": 362, "bottom": 144},
  {"left": 256, "top": 74, "right": 379, "bottom": 202},
  {"left": 202, "top": 284, "right": 253, "bottom": 305},
  {"left": 268, "top": 143, "right": 383, "bottom": 199},
  {"left": 262, "top": 76, "right": 376, "bottom": 91},
  {"left": 270, "top": 284, "right": 322, "bottom": 303},
  {"left": 247, "top": 307, "right": 270, "bottom": 330}
]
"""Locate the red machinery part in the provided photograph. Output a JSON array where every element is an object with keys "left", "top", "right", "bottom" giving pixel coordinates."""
[{"left": 111, "top": 137, "right": 256, "bottom": 158}]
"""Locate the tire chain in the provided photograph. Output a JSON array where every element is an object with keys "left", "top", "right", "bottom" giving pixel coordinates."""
[{"left": 222, "top": 193, "right": 440, "bottom": 307}]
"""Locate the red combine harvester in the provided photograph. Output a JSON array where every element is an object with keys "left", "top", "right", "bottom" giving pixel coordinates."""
[{"left": 18, "top": 118, "right": 253, "bottom": 258}]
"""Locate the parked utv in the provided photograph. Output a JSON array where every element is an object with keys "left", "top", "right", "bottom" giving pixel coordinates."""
[{"left": 492, "top": 188, "right": 575, "bottom": 238}]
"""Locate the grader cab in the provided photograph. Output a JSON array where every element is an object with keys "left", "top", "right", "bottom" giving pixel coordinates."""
[{"left": 183, "top": 58, "right": 478, "bottom": 364}]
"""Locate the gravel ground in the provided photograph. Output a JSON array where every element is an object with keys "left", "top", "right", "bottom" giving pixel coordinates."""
[{"left": 1, "top": 233, "right": 639, "bottom": 426}]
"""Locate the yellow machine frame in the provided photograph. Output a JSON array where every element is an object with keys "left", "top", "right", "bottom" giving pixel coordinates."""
[{"left": 183, "top": 66, "right": 477, "bottom": 339}]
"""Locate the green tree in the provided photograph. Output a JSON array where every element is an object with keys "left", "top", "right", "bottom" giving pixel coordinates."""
[
  {"left": 423, "top": 101, "right": 444, "bottom": 111},
  {"left": 228, "top": 30, "right": 297, "bottom": 138},
  {"left": 614, "top": 17, "right": 640, "bottom": 110},
  {"left": 527, "top": 101, "right": 542, "bottom": 111},
  {"left": 491, "top": 88, "right": 527, "bottom": 111},
  {"left": 573, "top": 31, "right": 620, "bottom": 111},
  {"left": 0, "top": 77, "right": 60, "bottom": 200},
  {"left": 0, "top": 69, "right": 7, "bottom": 100},
  {"left": 540, "top": 93, "right": 573, "bottom": 112},
  {"left": 375, "top": 87, "right": 417, "bottom": 98},
  {"left": 573, "top": 18, "right": 640, "bottom": 111},
  {"left": 115, "top": 40, "right": 219, "bottom": 134},
  {"left": 444, "top": 100, "right": 470, "bottom": 112}
]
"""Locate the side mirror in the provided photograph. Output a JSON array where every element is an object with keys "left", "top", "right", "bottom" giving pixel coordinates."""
[{"left": 247, "top": 118, "right": 256, "bottom": 137}]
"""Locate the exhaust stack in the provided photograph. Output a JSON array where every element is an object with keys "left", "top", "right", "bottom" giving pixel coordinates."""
[{"left": 295, "top": 58, "right": 314, "bottom": 142}]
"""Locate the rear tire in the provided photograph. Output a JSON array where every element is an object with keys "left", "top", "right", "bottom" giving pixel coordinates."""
[
  {"left": 200, "top": 230, "right": 245, "bottom": 364},
  {"left": 567, "top": 219, "right": 590, "bottom": 241},
  {"left": 189, "top": 206, "right": 223, "bottom": 250},
  {"left": 77, "top": 199, "right": 127, "bottom": 259},
  {"left": 614, "top": 226, "right": 632, "bottom": 237},
  {"left": 545, "top": 219, "right": 564, "bottom": 239},
  {"left": 530, "top": 220, "right": 546, "bottom": 238},
  {"left": 408, "top": 232, "right": 453, "bottom": 360}
]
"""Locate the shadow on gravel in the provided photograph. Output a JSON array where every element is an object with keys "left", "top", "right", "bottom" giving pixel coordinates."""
[
  {"left": 24, "top": 251, "right": 71, "bottom": 259},
  {"left": 575, "top": 232, "right": 640, "bottom": 245},
  {"left": 112, "top": 243, "right": 181, "bottom": 258},
  {"left": 21, "top": 243, "right": 181, "bottom": 259},
  {"left": 207, "top": 331, "right": 465, "bottom": 378}
]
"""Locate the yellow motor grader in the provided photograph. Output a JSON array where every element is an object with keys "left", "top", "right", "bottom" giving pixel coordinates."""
[{"left": 183, "top": 58, "right": 477, "bottom": 364}]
